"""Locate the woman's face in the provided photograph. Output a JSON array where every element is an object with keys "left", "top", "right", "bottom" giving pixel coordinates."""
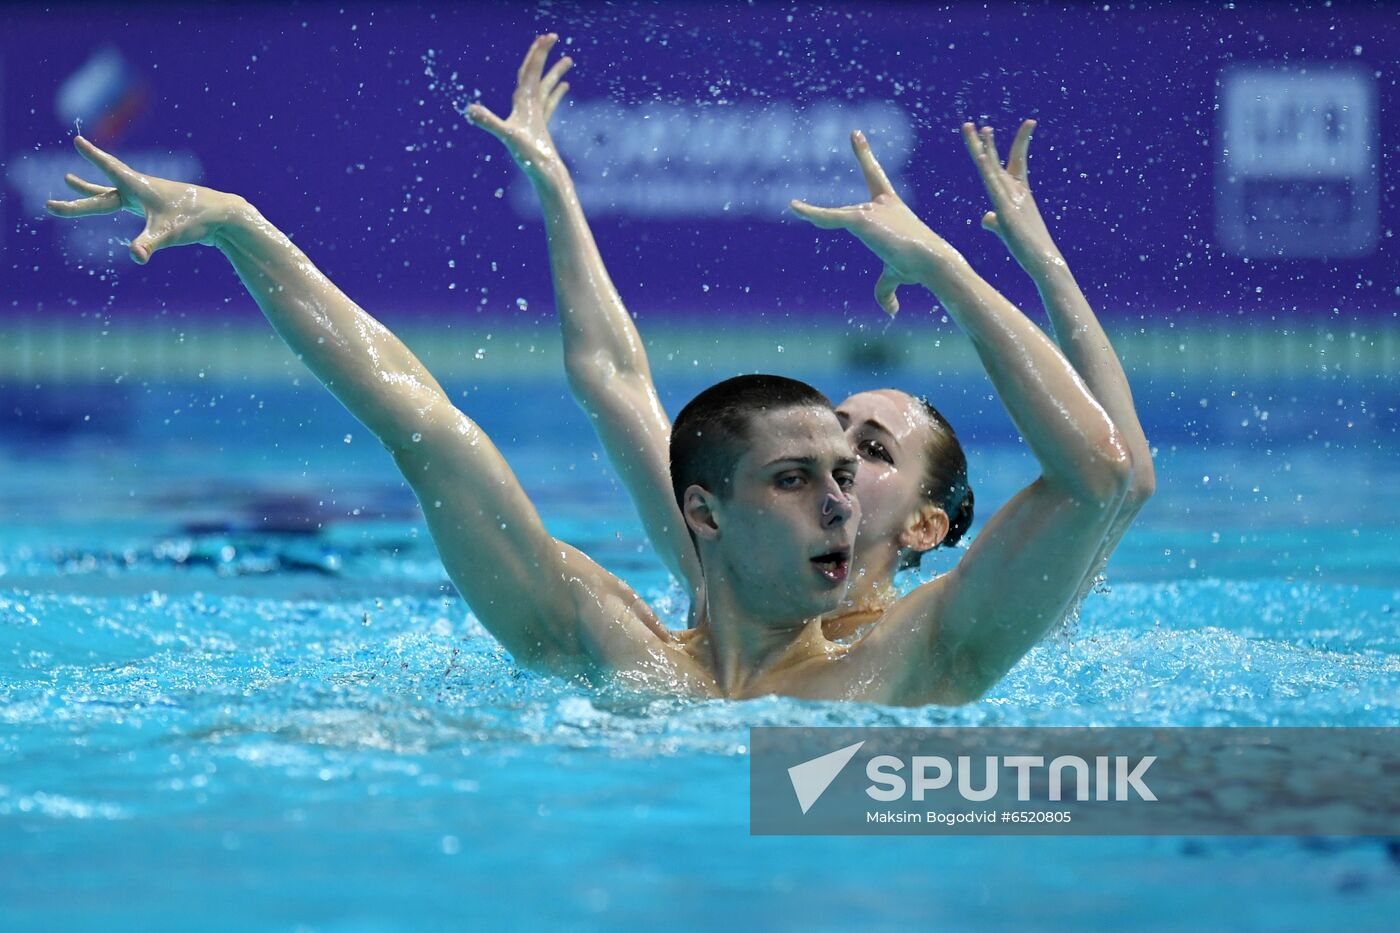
[{"left": 834, "top": 389, "right": 936, "bottom": 556}]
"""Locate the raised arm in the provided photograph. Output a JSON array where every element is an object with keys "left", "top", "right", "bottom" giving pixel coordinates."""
[
  {"left": 465, "top": 35, "right": 701, "bottom": 595},
  {"left": 790, "top": 131, "right": 1135, "bottom": 705},
  {"left": 46, "top": 137, "right": 670, "bottom": 673},
  {"left": 963, "top": 120, "right": 1155, "bottom": 586}
]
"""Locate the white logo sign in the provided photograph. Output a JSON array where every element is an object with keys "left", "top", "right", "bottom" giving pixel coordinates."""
[
  {"left": 787, "top": 741, "right": 864, "bottom": 814},
  {"left": 1216, "top": 66, "right": 1377, "bottom": 258},
  {"left": 513, "top": 100, "right": 915, "bottom": 219}
]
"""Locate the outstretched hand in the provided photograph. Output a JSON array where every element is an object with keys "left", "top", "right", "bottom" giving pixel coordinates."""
[
  {"left": 45, "top": 136, "right": 240, "bottom": 265},
  {"left": 962, "top": 120, "right": 1058, "bottom": 269},
  {"left": 465, "top": 33, "right": 573, "bottom": 181},
  {"left": 789, "top": 131, "right": 942, "bottom": 317}
]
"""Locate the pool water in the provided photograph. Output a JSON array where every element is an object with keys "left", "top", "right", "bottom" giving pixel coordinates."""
[{"left": 2, "top": 371, "right": 1398, "bottom": 930}]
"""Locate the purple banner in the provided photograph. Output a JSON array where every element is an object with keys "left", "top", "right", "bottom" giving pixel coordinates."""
[{"left": 2, "top": 1, "right": 1394, "bottom": 324}]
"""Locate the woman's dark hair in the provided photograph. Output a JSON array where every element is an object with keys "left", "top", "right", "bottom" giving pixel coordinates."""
[
  {"left": 670, "top": 374, "right": 834, "bottom": 511},
  {"left": 899, "top": 397, "right": 974, "bottom": 570}
]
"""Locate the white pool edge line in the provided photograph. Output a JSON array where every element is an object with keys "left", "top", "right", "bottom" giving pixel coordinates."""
[{"left": 1, "top": 320, "right": 1398, "bottom": 382}]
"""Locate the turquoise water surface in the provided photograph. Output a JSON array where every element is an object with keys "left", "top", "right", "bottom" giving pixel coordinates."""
[{"left": 2, "top": 372, "right": 1398, "bottom": 930}]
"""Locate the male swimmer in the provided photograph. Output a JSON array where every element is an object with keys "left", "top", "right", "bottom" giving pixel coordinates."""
[
  {"left": 45, "top": 38, "right": 1147, "bottom": 703},
  {"left": 467, "top": 35, "right": 1154, "bottom": 640}
]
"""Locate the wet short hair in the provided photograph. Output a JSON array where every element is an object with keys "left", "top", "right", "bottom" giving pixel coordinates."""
[
  {"left": 670, "top": 374, "right": 834, "bottom": 510},
  {"left": 900, "top": 397, "right": 974, "bottom": 570}
]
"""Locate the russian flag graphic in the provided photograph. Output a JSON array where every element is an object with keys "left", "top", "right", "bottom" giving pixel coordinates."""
[{"left": 56, "top": 47, "right": 149, "bottom": 145}]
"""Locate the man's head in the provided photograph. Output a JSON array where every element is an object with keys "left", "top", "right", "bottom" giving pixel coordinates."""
[{"left": 671, "top": 375, "right": 860, "bottom": 621}]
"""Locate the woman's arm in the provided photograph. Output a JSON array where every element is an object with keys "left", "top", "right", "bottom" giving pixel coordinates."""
[
  {"left": 963, "top": 120, "right": 1155, "bottom": 586},
  {"left": 791, "top": 131, "right": 1135, "bottom": 704},
  {"left": 792, "top": 131, "right": 1131, "bottom": 504},
  {"left": 466, "top": 35, "right": 701, "bottom": 593},
  {"left": 46, "top": 136, "right": 671, "bottom": 672}
]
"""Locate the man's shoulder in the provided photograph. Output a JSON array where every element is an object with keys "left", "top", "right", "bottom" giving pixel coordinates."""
[{"left": 551, "top": 561, "right": 713, "bottom": 689}]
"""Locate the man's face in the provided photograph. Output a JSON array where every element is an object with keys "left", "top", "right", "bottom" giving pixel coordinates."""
[{"left": 706, "top": 404, "right": 860, "bottom": 622}]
